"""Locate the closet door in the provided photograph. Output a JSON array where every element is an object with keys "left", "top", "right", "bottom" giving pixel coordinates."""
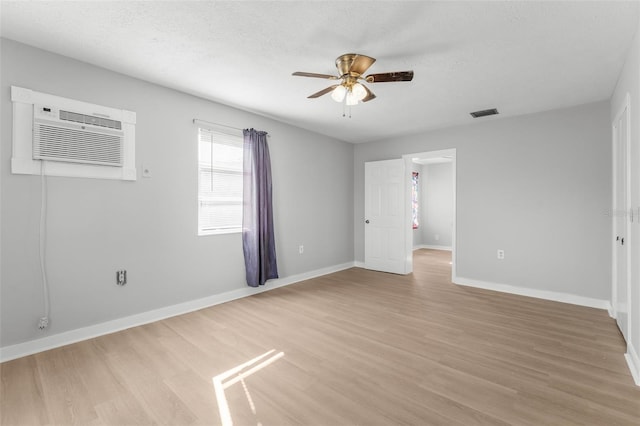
[{"left": 612, "top": 100, "right": 630, "bottom": 343}]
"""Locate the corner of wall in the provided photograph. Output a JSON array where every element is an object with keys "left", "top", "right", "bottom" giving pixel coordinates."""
[{"left": 625, "top": 343, "right": 640, "bottom": 386}]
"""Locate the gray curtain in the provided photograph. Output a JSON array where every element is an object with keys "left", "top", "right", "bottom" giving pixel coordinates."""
[{"left": 242, "top": 128, "right": 278, "bottom": 287}]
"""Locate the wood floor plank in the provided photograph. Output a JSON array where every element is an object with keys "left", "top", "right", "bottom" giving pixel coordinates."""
[
  {"left": 162, "top": 370, "right": 220, "bottom": 425},
  {"left": 69, "top": 340, "right": 128, "bottom": 405},
  {"left": 0, "top": 356, "right": 49, "bottom": 425},
  {"left": 102, "top": 346, "right": 197, "bottom": 425},
  {"left": 1, "top": 249, "right": 639, "bottom": 425},
  {"left": 91, "top": 394, "right": 156, "bottom": 426},
  {"left": 34, "top": 346, "right": 99, "bottom": 425}
]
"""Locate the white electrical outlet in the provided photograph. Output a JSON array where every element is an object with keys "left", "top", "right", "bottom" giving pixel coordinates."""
[
  {"left": 38, "top": 317, "right": 49, "bottom": 330},
  {"left": 298, "top": 245, "right": 304, "bottom": 254},
  {"left": 116, "top": 270, "right": 127, "bottom": 285},
  {"left": 497, "top": 249, "right": 505, "bottom": 260}
]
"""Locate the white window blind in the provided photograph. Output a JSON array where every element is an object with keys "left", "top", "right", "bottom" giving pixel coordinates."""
[{"left": 198, "top": 127, "right": 243, "bottom": 235}]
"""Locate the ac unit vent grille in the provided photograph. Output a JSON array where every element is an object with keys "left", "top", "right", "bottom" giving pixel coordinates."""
[
  {"left": 60, "top": 110, "right": 122, "bottom": 130},
  {"left": 34, "top": 123, "right": 122, "bottom": 167}
]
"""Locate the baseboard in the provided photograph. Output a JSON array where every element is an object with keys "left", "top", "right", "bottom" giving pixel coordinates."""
[
  {"left": 0, "top": 261, "right": 356, "bottom": 363},
  {"left": 354, "top": 261, "right": 366, "bottom": 268},
  {"left": 414, "top": 244, "right": 452, "bottom": 251},
  {"left": 625, "top": 343, "right": 640, "bottom": 386},
  {"left": 454, "top": 276, "right": 611, "bottom": 310}
]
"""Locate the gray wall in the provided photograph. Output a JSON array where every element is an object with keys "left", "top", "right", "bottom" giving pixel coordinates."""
[
  {"left": 421, "top": 162, "right": 453, "bottom": 247},
  {"left": 0, "top": 39, "right": 354, "bottom": 347},
  {"left": 354, "top": 101, "right": 612, "bottom": 300}
]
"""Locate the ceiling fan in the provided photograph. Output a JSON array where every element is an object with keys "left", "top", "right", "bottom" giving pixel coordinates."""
[{"left": 292, "top": 53, "right": 414, "bottom": 105}]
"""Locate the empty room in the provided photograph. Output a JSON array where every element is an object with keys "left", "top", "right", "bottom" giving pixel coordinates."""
[{"left": 1, "top": 1, "right": 640, "bottom": 425}]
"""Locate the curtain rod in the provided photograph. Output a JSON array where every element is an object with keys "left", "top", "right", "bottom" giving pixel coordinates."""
[
  {"left": 193, "top": 119, "right": 270, "bottom": 136},
  {"left": 193, "top": 119, "right": 242, "bottom": 131}
]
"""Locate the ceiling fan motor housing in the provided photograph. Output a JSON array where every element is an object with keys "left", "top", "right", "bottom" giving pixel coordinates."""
[{"left": 336, "top": 53, "right": 359, "bottom": 77}]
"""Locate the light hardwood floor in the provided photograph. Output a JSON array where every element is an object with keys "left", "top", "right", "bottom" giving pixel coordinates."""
[{"left": 2, "top": 249, "right": 639, "bottom": 425}]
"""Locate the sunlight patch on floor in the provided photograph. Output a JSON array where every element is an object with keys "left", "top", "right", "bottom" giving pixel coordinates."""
[{"left": 212, "top": 349, "right": 285, "bottom": 426}]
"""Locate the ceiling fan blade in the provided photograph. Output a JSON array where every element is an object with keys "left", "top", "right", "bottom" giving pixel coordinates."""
[
  {"left": 365, "top": 71, "right": 414, "bottom": 83},
  {"left": 361, "top": 85, "right": 376, "bottom": 103},
  {"left": 307, "top": 85, "right": 339, "bottom": 98},
  {"left": 293, "top": 71, "right": 339, "bottom": 80},
  {"left": 349, "top": 54, "right": 376, "bottom": 75}
]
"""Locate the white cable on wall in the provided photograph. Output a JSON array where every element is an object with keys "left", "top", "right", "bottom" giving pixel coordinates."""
[{"left": 39, "top": 161, "right": 50, "bottom": 327}]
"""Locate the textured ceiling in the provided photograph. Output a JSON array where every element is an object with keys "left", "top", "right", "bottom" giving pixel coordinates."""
[{"left": 1, "top": 1, "right": 639, "bottom": 143}]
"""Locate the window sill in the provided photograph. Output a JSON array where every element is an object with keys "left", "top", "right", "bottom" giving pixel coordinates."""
[{"left": 198, "top": 228, "right": 242, "bottom": 236}]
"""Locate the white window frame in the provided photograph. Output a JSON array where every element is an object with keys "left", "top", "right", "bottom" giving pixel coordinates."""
[{"left": 197, "top": 126, "right": 244, "bottom": 236}]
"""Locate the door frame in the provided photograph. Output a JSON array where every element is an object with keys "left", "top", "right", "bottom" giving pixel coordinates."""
[
  {"left": 402, "top": 149, "right": 457, "bottom": 278},
  {"left": 611, "top": 92, "right": 631, "bottom": 344}
]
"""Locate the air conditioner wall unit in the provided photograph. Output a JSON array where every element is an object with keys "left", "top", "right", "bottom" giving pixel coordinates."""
[{"left": 11, "top": 86, "right": 137, "bottom": 181}]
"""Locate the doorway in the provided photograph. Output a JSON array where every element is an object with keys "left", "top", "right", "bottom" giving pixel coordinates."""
[{"left": 403, "top": 149, "right": 457, "bottom": 277}]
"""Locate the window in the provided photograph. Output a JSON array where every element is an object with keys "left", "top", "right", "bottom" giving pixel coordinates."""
[
  {"left": 198, "top": 127, "right": 243, "bottom": 235},
  {"left": 412, "top": 172, "right": 419, "bottom": 229}
]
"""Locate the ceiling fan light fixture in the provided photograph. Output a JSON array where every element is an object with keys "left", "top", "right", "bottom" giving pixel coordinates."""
[
  {"left": 352, "top": 82, "right": 367, "bottom": 101},
  {"left": 331, "top": 85, "right": 347, "bottom": 102},
  {"left": 346, "top": 90, "right": 359, "bottom": 106}
]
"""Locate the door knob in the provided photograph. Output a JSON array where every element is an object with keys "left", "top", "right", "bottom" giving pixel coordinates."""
[{"left": 365, "top": 220, "right": 370, "bottom": 224}]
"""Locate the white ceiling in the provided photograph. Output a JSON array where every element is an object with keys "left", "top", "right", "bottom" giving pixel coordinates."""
[{"left": 1, "top": 1, "right": 638, "bottom": 144}]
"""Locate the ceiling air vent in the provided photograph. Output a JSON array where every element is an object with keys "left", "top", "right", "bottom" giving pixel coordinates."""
[{"left": 470, "top": 108, "right": 499, "bottom": 118}]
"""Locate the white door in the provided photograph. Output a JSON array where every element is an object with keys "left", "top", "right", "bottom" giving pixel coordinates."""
[
  {"left": 364, "top": 159, "right": 407, "bottom": 274},
  {"left": 613, "top": 103, "right": 630, "bottom": 342}
]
